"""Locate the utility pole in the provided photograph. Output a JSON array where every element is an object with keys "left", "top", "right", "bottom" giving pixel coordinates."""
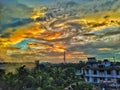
[
  {"left": 64, "top": 51, "right": 66, "bottom": 64},
  {"left": 113, "top": 56, "right": 116, "bottom": 64}
]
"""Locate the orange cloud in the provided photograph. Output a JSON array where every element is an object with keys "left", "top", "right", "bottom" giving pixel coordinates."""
[
  {"left": 31, "top": 7, "right": 46, "bottom": 20},
  {"left": 32, "top": 30, "right": 63, "bottom": 41},
  {"left": 6, "top": 23, "right": 44, "bottom": 44},
  {"left": 72, "top": 51, "right": 84, "bottom": 55},
  {"left": 52, "top": 43, "right": 65, "bottom": 52},
  {"left": 98, "top": 48, "right": 112, "bottom": 51}
]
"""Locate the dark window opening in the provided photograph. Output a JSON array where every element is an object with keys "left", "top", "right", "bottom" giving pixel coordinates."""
[
  {"left": 99, "top": 70, "right": 104, "bottom": 73},
  {"left": 94, "top": 70, "right": 97, "bottom": 74},
  {"left": 117, "top": 79, "right": 120, "bottom": 84},
  {"left": 116, "top": 70, "right": 119, "bottom": 75},
  {"left": 94, "top": 78, "right": 97, "bottom": 82},
  {"left": 86, "top": 70, "right": 89, "bottom": 74},
  {"left": 107, "top": 70, "right": 111, "bottom": 75},
  {"left": 108, "top": 78, "right": 111, "bottom": 81},
  {"left": 100, "top": 78, "right": 105, "bottom": 81},
  {"left": 87, "top": 77, "right": 89, "bottom": 82}
]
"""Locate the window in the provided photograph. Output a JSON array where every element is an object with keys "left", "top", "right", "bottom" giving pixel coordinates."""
[
  {"left": 116, "top": 70, "right": 119, "bottom": 75},
  {"left": 99, "top": 70, "right": 104, "bottom": 73},
  {"left": 117, "top": 79, "right": 120, "bottom": 84},
  {"left": 108, "top": 78, "right": 111, "bottom": 81},
  {"left": 107, "top": 70, "right": 111, "bottom": 75},
  {"left": 100, "top": 78, "right": 105, "bottom": 81},
  {"left": 87, "top": 77, "right": 89, "bottom": 82},
  {"left": 102, "top": 78, "right": 105, "bottom": 81},
  {"left": 86, "top": 70, "right": 89, "bottom": 74},
  {"left": 94, "top": 78, "right": 97, "bottom": 82},
  {"left": 99, "top": 70, "right": 104, "bottom": 75},
  {"left": 100, "top": 77, "right": 102, "bottom": 80},
  {"left": 94, "top": 70, "right": 97, "bottom": 74}
]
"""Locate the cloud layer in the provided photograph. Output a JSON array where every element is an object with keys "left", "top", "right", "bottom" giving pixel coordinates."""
[{"left": 0, "top": 0, "right": 120, "bottom": 62}]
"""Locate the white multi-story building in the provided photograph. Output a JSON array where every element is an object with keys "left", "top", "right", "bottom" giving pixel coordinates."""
[{"left": 82, "top": 57, "right": 120, "bottom": 88}]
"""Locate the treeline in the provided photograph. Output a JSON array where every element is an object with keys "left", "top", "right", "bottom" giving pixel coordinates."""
[{"left": 0, "top": 62, "right": 94, "bottom": 90}]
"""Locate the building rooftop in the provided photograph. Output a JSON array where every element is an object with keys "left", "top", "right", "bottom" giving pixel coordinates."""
[{"left": 83, "top": 57, "right": 120, "bottom": 70}]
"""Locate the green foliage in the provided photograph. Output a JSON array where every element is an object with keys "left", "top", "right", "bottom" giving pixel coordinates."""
[
  {"left": 77, "top": 81, "right": 93, "bottom": 90},
  {"left": 0, "top": 63, "right": 94, "bottom": 90},
  {"left": 37, "top": 87, "right": 42, "bottom": 90}
]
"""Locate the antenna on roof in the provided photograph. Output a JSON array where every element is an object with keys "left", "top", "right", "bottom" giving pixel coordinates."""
[{"left": 113, "top": 56, "right": 116, "bottom": 64}]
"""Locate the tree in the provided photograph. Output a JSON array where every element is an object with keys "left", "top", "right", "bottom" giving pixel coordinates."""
[{"left": 77, "top": 81, "right": 93, "bottom": 90}]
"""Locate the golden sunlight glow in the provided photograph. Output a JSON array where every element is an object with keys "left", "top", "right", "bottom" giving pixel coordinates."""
[
  {"left": 44, "top": 31, "right": 63, "bottom": 40},
  {"left": 98, "top": 48, "right": 112, "bottom": 51},
  {"left": 4, "top": 23, "right": 44, "bottom": 45},
  {"left": 79, "top": 11, "right": 120, "bottom": 32},
  {"left": 31, "top": 7, "right": 46, "bottom": 20},
  {"left": 52, "top": 43, "right": 65, "bottom": 52}
]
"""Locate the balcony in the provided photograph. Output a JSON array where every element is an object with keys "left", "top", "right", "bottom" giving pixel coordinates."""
[{"left": 85, "top": 73, "right": 120, "bottom": 78}]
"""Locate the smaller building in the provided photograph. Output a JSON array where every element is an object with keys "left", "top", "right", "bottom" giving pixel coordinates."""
[
  {"left": 87, "top": 57, "right": 97, "bottom": 63},
  {"left": 35, "top": 60, "right": 51, "bottom": 69},
  {"left": 82, "top": 57, "right": 120, "bottom": 89}
]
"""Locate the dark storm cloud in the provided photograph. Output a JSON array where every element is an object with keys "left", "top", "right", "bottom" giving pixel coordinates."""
[
  {"left": 83, "top": 27, "right": 120, "bottom": 40},
  {"left": 0, "top": 1, "right": 33, "bottom": 28},
  {"left": 67, "top": 23, "right": 83, "bottom": 30},
  {"left": 83, "top": 33, "right": 96, "bottom": 36},
  {"left": 68, "top": 44, "right": 104, "bottom": 55},
  {"left": 94, "top": 26, "right": 120, "bottom": 36},
  {"left": 1, "top": 18, "right": 33, "bottom": 31},
  {"left": 68, "top": 33, "right": 120, "bottom": 55},
  {"left": 0, "top": 33, "right": 11, "bottom": 38},
  {"left": 0, "top": 0, "right": 18, "bottom": 4},
  {"left": 102, "top": 30, "right": 120, "bottom": 37}
]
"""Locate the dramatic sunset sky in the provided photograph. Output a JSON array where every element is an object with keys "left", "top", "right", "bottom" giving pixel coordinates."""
[{"left": 0, "top": 0, "right": 120, "bottom": 63}]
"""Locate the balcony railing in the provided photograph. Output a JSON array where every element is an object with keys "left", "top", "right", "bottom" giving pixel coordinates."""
[{"left": 85, "top": 73, "right": 120, "bottom": 78}]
